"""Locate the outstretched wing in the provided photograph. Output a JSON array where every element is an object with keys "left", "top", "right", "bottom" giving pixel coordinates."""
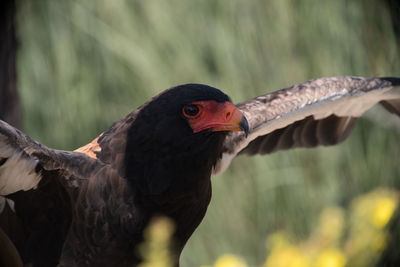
[
  {"left": 0, "top": 120, "right": 100, "bottom": 195},
  {"left": 0, "top": 120, "right": 101, "bottom": 266},
  {"left": 214, "top": 76, "right": 400, "bottom": 174}
]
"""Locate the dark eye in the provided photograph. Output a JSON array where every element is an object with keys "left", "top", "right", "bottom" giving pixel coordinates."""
[{"left": 183, "top": 104, "right": 200, "bottom": 118}]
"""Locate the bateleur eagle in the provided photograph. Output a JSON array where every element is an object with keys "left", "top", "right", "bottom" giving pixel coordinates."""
[{"left": 0, "top": 77, "right": 399, "bottom": 266}]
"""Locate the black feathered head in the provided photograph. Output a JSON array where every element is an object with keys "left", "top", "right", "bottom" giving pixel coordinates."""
[{"left": 124, "top": 84, "right": 248, "bottom": 196}]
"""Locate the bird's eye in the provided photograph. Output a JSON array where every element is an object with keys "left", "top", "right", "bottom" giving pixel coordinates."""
[{"left": 183, "top": 104, "right": 200, "bottom": 118}]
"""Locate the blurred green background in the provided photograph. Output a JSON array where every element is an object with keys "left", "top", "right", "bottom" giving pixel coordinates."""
[{"left": 15, "top": 0, "right": 400, "bottom": 266}]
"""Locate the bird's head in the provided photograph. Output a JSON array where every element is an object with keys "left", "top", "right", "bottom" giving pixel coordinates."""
[
  {"left": 138, "top": 83, "right": 248, "bottom": 136},
  {"left": 178, "top": 87, "right": 248, "bottom": 137},
  {"left": 124, "top": 84, "right": 248, "bottom": 196}
]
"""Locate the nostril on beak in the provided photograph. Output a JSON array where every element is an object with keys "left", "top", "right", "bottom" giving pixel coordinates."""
[{"left": 226, "top": 112, "right": 231, "bottom": 120}]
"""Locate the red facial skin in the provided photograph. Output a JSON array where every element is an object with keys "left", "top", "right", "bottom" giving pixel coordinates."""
[{"left": 183, "top": 100, "right": 245, "bottom": 133}]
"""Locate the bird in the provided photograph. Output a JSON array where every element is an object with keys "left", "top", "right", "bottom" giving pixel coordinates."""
[{"left": 0, "top": 76, "right": 399, "bottom": 267}]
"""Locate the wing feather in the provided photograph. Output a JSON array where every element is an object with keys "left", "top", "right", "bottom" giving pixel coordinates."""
[
  {"left": 0, "top": 120, "right": 104, "bottom": 265},
  {"left": 0, "top": 120, "right": 100, "bottom": 195},
  {"left": 214, "top": 76, "right": 400, "bottom": 174}
]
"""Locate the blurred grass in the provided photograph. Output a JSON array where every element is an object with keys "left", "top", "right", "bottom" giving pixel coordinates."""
[
  {"left": 140, "top": 188, "right": 398, "bottom": 267},
  {"left": 15, "top": 0, "right": 400, "bottom": 266}
]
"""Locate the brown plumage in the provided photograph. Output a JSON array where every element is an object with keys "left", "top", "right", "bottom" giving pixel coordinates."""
[
  {"left": 0, "top": 77, "right": 399, "bottom": 267},
  {"left": 75, "top": 136, "right": 101, "bottom": 159}
]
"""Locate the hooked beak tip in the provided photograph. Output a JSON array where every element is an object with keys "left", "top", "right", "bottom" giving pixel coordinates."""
[{"left": 240, "top": 116, "right": 249, "bottom": 138}]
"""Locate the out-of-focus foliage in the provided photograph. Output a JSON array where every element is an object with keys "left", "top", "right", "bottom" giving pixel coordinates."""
[
  {"left": 16, "top": 0, "right": 400, "bottom": 265},
  {"left": 264, "top": 188, "right": 398, "bottom": 267},
  {"left": 140, "top": 189, "right": 397, "bottom": 267}
]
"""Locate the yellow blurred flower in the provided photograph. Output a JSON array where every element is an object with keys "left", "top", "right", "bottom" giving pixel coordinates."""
[
  {"left": 315, "top": 249, "right": 346, "bottom": 267},
  {"left": 350, "top": 188, "right": 397, "bottom": 229},
  {"left": 139, "top": 217, "right": 175, "bottom": 267},
  {"left": 312, "top": 207, "right": 344, "bottom": 248},
  {"left": 264, "top": 246, "right": 310, "bottom": 267},
  {"left": 214, "top": 254, "right": 248, "bottom": 267},
  {"left": 266, "top": 230, "right": 292, "bottom": 251},
  {"left": 372, "top": 197, "right": 396, "bottom": 228},
  {"left": 371, "top": 231, "right": 387, "bottom": 253},
  {"left": 345, "top": 188, "right": 397, "bottom": 266}
]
